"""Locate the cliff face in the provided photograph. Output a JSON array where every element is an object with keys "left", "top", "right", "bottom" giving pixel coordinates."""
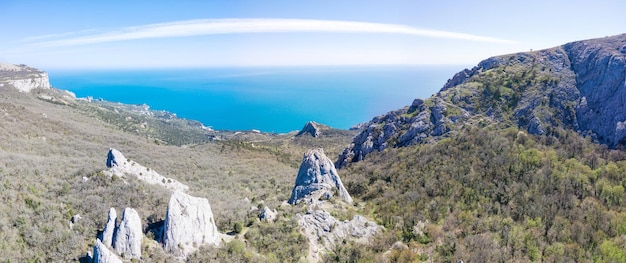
[
  {"left": 0, "top": 62, "right": 51, "bottom": 92},
  {"left": 338, "top": 34, "right": 626, "bottom": 167}
]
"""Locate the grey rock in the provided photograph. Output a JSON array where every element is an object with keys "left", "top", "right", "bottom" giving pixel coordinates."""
[
  {"left": 288, "top": 149, "right": 352, "bottom": 205},
  {"left": 113, "top": 208, "right": 142, "bottom": 260},
  {"left": 92, "top": 239, "right": 122, "bottom": 263},
  {"left": 163, "top": 191, "right": 220, "bottom": 258},
  {"left": 259, "top": 206, "right": 277, "bottom": 222},
  {"left": 99, "top": 208, "right": 117, "bottom": 248},
  {"left": 296, "top": 121, "right": 322, "bottom": 137},
  {"left": 296, "top": 210, "right": 381, "bottom": 262},
  {"left": 104, "top": 148, "right": 189, "bottom": 192}
]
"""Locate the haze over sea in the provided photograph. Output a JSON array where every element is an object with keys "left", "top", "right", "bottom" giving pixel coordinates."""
[{"left": 49, "top": 66, "right": 464, "bottom": 133}]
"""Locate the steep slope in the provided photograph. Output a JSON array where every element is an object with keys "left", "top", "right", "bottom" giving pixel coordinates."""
[
  {"left": 338, "top": 33, "right": 626, "bottom": 167},
  {"left": 0, "top": 62, "right": 51, "bottom": 92}
]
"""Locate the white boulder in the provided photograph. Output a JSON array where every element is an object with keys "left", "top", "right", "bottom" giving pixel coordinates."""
[
  {"left": 92, "top": 239, "right": 123, "bottom": 263},
  {"left": 162, "top": 191, "right": 220, "bottom": 258},
  {"left": 113, "top": 208, "right": 143, "bottom": 260},
  {"left": 99, "top": 208, "right": 117, "bottom": 247}
]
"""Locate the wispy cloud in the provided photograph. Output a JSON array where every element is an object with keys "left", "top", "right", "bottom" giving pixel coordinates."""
[{"left": 29, "top": 18, "right": 515, "bottom": 47}]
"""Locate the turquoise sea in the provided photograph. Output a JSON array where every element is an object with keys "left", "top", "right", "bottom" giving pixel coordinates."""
[{"left": 48, "top": 66, "right": 464, "bottom": 133}]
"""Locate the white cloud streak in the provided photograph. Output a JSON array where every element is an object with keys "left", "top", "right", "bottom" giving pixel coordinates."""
[{"left": 30, "top": 18, "right": 515, "bottom": 47}]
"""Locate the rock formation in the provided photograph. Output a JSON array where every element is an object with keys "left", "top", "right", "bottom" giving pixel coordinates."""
[
  {"left": 104, "top": 148, "right": 189, "bottom": 192},
  {"left": 162, "top": 191, "right": 220, "bottom": 258},
  {"left": 259, "top": 206, "right": 277, "bottom": 222},
  {"left": 92, "top": 239, "right": 123, "bottom": 263},
  {"left": 337, "top": 33, "right": 626, "bottom": 167},
  {"left": 297, "top": 210, "right": 381, "bottom": 262},
  {"left": 100, "top": 208, "right": 117, "bottom": 247},
  {"left": 288, "top": 148, "right": 352, "bottom": 205},
  {"left": 113, "top": 208, "right": 143, "bottom": 259},
  {"left": 0, "top": 62, "right": 51, "bottom": 92},
  {"left": 296, "top": 121, "right": 322, "bottom": 137}
]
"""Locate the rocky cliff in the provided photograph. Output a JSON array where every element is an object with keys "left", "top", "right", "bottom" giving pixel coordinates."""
[
  {"left": 289, "top": 148, "right": 352, "bottom": 205},
  {"left": 0, "top": 62, "right": 51, "bottom": 92},
  {"left": 338, "top": 33, "right": 626, "bottom": 167}
]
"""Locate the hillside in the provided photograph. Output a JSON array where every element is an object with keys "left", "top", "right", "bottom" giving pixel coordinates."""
[
  {"left": 0, "top": 70, "right": 356, "bottom": 261},
  {"left": 331, "top": 34, "right": 626, "bottom": 262},
  {"left": 1, "top": 33, "right": 626, "bottom": 263}
]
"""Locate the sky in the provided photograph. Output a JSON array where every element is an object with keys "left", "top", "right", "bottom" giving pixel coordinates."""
[{"left": 1, "top": 0, "right": 624, "bottom": 69}]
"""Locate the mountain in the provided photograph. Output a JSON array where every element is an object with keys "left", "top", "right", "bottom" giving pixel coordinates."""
[
  {"left": 332, "top": 34, "right": 626, "bottom": 262},
  {"left": 2, "top": 34, "right": 626, "bottom": 262},
  {"left": 338, "top": 33, "right": 626, "bottom": 167}
]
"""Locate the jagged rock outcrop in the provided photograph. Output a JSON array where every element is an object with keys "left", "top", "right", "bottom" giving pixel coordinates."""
[
  {"left": 337, "top": 97, "right": 469, "bottom": 168},
  {"left": 100, "top": 208, "right": 117, "bottom": 247},
  {"left": 337, "top": 33, "right": 626, "bottom": 167},
  {"left": 296, "top": 121, "right": 322, "bottom": 137},
  {"left": 113, "top": 208, "right": 143, "bottom": 259},
  {"left": 289, "top": 148, "right": 353, "bottom": 205},
  {"left": 259, "top": 206, "right": 277, "bottom": 222},
  {"left": 163, "top": 191, "right": 220, "bottom": 258},
  {"left": 104, "top": 148, "right": 189, "bottom": 192},
  {"left": 0, "top": 62, "right": 51, "bottom": 92},
  {"left": 92, "top": 239, "right": 123, "bottom": 263},
  {"left": 297, "top": 210, "right": 381, "bottom": 262}
]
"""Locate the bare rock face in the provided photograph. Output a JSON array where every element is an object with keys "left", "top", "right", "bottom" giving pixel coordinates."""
[
  {"left": 288, "top": 149, "right": 353, "bottom": 205},
  {"left": 104, "top": 148, "right": 189, "bottom": 192},
  {"left": 163, "top": 191, "right": 220, "bottom": 258},
  {"left": 99, "top": 208, "right": 117, "bottom": 247},
  {"left": 113, "top": 208, "right": 143, "bottom": 260},
  {"left": 296, "top": 121, "right": 322, "bottom": 137},
  {"left": 92, "top": 239, "right": 123, "bottom": 263},
  {"left": 297, "top": 210, "right": 381, "bottom": 262},
  {"left": 0, "top": 62, "right": 51, "bottom": 93}
]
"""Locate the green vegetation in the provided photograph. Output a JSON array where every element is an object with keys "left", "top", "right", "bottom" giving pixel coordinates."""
[{"left": 341, "top": 126, "right": 626, "bottom": 262}]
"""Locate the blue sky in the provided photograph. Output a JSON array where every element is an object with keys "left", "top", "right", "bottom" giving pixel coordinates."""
[{"left": 1, "top": 0, "right": 624, "bottom": 69}]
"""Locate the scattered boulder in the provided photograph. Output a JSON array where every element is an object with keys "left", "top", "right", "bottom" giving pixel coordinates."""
[
  {"left": 104, "top": 148, "right": 189, "bottom": 192},
  {"left": 259, "top": 206, "right": 277, "bottom": 222},
  {"left": 113, "top": 208, "right": 143, "bottom": 260},
  {"left": 70, "top": 214, "right": 82, "bottom": 230},
  {"left": 296, "top": 121, "right": 322, "bottom": 137},
  {"left": 99, "top": 208, "right": 117, "bottom": 247},
  {"left": 288, "top": 149, "right": 352, "bottom": 205},
  {"left": 162, "top": 191, "right": 220, "bottom": 258},
  {"left": 92, "top": 239, "right": 122, "bottom": 263}
]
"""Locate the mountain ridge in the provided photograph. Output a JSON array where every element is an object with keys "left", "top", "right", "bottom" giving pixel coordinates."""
[{"left": 338, "top": 33, "right": 626, "bottom": 167}]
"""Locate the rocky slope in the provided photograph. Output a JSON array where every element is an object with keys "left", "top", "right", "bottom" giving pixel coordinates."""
[
  {"left": 105, "top": 148, "right": 189, "bottom": 191},
  {"left": 0, "top": 62, "right": 51, "bottom": 92},
  {"left": 338, "top": 33, "right": 626, "bottom": 167}
]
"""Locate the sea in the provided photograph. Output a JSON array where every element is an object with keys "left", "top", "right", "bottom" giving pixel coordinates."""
[{"left": 48, "top": 65, "right": 466, "bottom": 133}]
